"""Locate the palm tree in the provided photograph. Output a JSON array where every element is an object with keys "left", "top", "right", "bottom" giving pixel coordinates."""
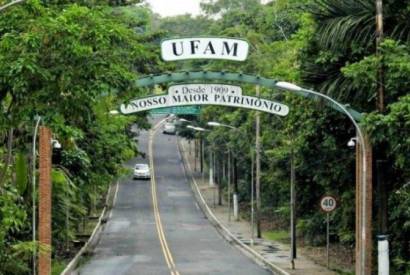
[{"left": 301, "top": 0, "right": 410, "bottom": 107}]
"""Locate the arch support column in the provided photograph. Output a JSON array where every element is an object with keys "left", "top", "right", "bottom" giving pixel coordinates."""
[
  {"left": 356, "top": 134, "right": 373, "bottom": 275},
  {"left": 39, "top": 127, "right": 52, "bottom": 275}
]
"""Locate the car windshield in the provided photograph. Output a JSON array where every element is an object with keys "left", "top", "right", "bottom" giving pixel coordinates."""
[{"left": 135, "top": 164, "right": 148, "bottom": 170}]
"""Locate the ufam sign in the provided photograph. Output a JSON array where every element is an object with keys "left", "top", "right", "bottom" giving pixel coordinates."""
[
  {"left": 161, "top": 38, "right": 249, "bottom": 61},
  {"left": 120, "top": 84, "right": 289, "bottom": 116}
]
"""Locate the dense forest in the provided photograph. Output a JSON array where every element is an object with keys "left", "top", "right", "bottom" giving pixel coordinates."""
[{"left": 0, "top": 0, "right": 409, "bottom": 274}]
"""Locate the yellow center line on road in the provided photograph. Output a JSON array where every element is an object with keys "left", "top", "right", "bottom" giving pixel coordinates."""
[{"left": 149, "top": 120, "right": 181, "bottom": 275}]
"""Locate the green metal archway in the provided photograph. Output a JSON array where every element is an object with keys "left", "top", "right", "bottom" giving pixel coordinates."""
[
  {"left": 131, "top": 70, "right": 371, "bottom": 275},
  {"left": 135, "top": 71, "right": 363, "bottom": 121}
]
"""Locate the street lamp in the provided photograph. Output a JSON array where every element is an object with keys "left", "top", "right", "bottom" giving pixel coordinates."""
[
  {"left": 207, "top": 121, "right": 237, "bottom": 129},
  {"left": 32, "top": 116, "right": 62, "bottom": 275},
  {"left": 109, "top": 110, "right": 119, "bottom": 115},
  {"left": 0, "top": 0, "right": 25, "bottom": 12},
  {"left": 178, "top": 118, "right": 191, "bottom": 123},
  {"left": 186, "top": 125, "right": 199, "bottom": 170},
  {"left": 207, "top": 121, "right": 242, "bottom": 223},
  {"left": 32, "top": 115, "right": 41, "bottom": 275},
  {"left": 179, "top": 119, "right": 193, "bottom": 154},
  {"left": 275, "top": 81, "right": 370, "bottom": 275},
  {"left": 348, "top": 137, "right": 357, "bottom": 147},
  {"left": 52, "top": 139, "right": 62, "bottom": 149},
  {"left": 186, "top": 125, "right": 207, "bottom": 181}
]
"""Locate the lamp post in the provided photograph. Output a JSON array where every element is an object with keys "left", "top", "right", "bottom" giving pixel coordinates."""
[
  {"left": 187, "top": 125, "right": 207, "bottom": 184},
  {"left": 179, "top": 118, "right": 192, "bottom": 154},
  {"left": 0, "top": 0, "right": 25, "bottom": 12},
  {"left": 275, "top": 81, "right": 372, "bottom": 275},
  {"left": 250, "top": 148, "right": 255, "bottom": 246},
  {"left": 32, "top": 115, "right": 42, "bottom": 275},
  {"left": 32, "top": 117, "right": 63, "bottom": 275},
  {"left": 178, "top": 118, "right": 191, "bottom": 123},
  {"left": 207, "top": 121, "right": 243, "bottom": 222},
  {"left": 187, "top": 125, "right": 199, "bottom": 171}
]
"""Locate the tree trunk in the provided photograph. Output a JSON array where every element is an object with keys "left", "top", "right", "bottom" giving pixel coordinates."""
[{"left": 0, "top": 128, "right": 14, "bottom": 187}]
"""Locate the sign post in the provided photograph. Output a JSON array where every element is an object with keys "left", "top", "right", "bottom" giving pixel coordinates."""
[{"left": 320, "top": 195, "right": 337, "bottom": 269}]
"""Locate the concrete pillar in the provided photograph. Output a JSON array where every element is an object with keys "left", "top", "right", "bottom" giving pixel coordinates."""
[
  {"left": 377, "top": 235, "right": 389, "bottom": 275},
  {"left": 209, "top": 151, "right": 214, "bottom": 186},
  {"left": 233, "top": 193, "right": 239, "bottom": 220}
]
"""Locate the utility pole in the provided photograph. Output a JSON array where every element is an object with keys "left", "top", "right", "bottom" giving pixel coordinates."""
[
  {"left": 375, "top": 0, "right": 384, "bottom": 112},
  {"left": 375, "top": 0, "right": 388, "bottom": 237},
  {"left": 250, "top": 148, "right": 255, "bottom": 246},
  {"left": 255, "top": 85, "right": 262, "bottom": 238},
  {"left": 376, "top": 160, "right": 387, "bottom": 233}
]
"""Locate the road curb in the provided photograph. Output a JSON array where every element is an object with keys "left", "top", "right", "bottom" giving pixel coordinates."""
[
  {"left": 60, "top": 181, "right": 119, "bottom": 275},
  {"left": 176, "top": 137, "right": 290, "bottom": 275}
]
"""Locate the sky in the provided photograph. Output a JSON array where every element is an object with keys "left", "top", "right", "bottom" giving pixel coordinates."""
[{"left": 145, "top": 0, "right": 202, "bottom": 17}]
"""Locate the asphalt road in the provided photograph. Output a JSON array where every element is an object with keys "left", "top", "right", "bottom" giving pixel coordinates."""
[{"left": 78, "top": 120, "right": 271, "bottom": 275}]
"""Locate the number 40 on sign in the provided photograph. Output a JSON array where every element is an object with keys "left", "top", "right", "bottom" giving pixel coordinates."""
[{"left": 320, "top": 195, "right": 337, "bottom": 212}]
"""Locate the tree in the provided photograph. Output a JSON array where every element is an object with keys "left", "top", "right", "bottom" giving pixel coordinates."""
[{"left": 0, "top": 2, "right": 161, "bottom": 272}]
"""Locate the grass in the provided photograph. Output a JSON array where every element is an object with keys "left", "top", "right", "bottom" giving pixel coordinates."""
[
  {"left": 84, "top": 218, "right": 99, "bottom": 235},
  {"left": 52, "top": 259, "right": 67, "bottom": 275},
  {"left": 262, "top": 230, "right": 289, "bottom": 243}
]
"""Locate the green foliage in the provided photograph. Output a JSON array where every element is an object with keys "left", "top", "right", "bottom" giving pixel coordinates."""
[
  {"left": 0, "top": 183, "right": 29, "bottom": 275},
  {"left": 15, "top": 152, "right": 28, "bottom": 195},
  {"left": 364, "top": 94, "right": 410, "bottom": 171},
  {"left": 0, "top": 0, "right": 408, "bottom": 273},
  {"left": 52, "top": 259, "right": 68, "bottom": 275},
  {"left": 388, "top": 183, "right": 410, "bottom": 273},
  {"left": 343, "top": 39, "right": 410, "bottom": 106},
  {"left": 0, "top": 1, "right": 161, "bottom": 272},
  {"left": 301, "top": 0, "right": 410, "bottom": 107},
  {"left": 176, "top": 1, "right": 408, "bottom": 272},
  {"left": 297, "top": 0, "right": 410, "bottom": 272}
]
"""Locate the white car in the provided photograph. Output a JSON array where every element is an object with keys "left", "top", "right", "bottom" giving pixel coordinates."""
[
  {"left": 163, "top": 122, "right": 176, "bottom": 135},
  {"left": 133, "top": 164, "right": 150, "bottom": 180}
]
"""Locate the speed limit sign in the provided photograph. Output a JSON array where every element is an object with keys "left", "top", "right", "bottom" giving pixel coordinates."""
[{"left": 320, "top": 195, "right": 337, "bottom": 212}]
